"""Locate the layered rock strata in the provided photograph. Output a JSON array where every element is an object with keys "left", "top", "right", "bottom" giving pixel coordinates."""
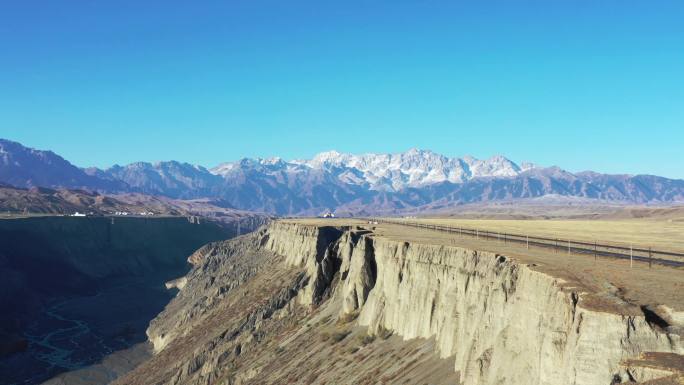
[{"left": 117, "top": 221, "right": 684, "bottom": 385}]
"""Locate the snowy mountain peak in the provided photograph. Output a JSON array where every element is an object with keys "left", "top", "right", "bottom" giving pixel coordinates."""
[
  {"left": 308, "top": 150, "right": 350, "bottom": 168},
  {"left": 469, "top": 155, "right": 521, "bottom": 177},
  {"left": 404, "top": 147, "right": 434, "bottom": 156},
  {"left": 312, "top": 150, "right": 343, "bottom": 161},
  {"left": 210, "top": 149, "right": 527, "bottom": 191},
  {"left": 260, "top": 157, "right": 284, "bottom": 165}
]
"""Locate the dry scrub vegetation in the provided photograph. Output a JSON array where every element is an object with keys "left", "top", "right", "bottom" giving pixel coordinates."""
[{"left": 407, "top": 217, "right": 684, "bottom": 252}]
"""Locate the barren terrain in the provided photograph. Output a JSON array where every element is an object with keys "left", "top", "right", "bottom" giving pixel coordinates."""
[
  {"left": 401, "top": 216, "right": 684, "bottom": 253},
  {"left": 109, "top": 218, "right": 683, "bottom": 385}
]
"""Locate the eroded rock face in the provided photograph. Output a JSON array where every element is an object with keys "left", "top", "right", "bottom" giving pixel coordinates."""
[
  {"left": 269, "top": 223, "right": 683, "bottom": 384},
  {"left": 341, "top": 235, "right": 376, "bottom": 314},
  {"left": 117, "top": 222, "right": 683, "bottom": 385},
  {"left": 352, "top": 239, "right": 681, "bottom": 385}
]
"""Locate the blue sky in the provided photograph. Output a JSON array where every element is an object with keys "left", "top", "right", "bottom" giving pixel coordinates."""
[{"left": 1, "top": 1, "right": 683, "bottom": 177}]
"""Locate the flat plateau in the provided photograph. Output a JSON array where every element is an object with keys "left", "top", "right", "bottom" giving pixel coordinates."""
[{"left": 289, "top": 218, "right": 684, "bottom": 315}]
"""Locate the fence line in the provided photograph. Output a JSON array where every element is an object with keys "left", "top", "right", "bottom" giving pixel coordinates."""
[{"left": 368, "top": 218, "right": 684, "bottom": 268}]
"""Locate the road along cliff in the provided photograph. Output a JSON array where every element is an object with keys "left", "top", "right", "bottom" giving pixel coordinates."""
[{"left": 114, "top": 220, "right": 684, "bottom": 385}]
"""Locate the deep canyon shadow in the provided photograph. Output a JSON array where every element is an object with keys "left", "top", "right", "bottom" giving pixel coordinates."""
[{"left": 0, "top": 216, "right": 232, "bottom": 385}]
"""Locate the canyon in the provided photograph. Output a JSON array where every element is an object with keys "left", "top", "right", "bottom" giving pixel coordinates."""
[
  {"left": 100, "top": 220, "right": 683, "bottom": 385},
  {"left": 0, "top": 215, "right": 265, "bottom": 385}
]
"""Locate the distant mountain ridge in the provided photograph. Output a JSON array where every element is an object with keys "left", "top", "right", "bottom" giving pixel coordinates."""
[
  {"left": 0, "top": 139, "right": 126, "bottom": 191},
  {"left": 94, "top": 161, "right": 222, "bottom": 199},
  {"left": 1, "top": 138, "right": 683, "bottom": 215}
]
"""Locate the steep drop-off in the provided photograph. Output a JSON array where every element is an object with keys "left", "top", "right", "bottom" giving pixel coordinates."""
[
  {"left": 116, "top": 221, "right": 683, "bottom": 385},
  {"left": 0, "top": 216, "right": 239, "bottom": 385}
]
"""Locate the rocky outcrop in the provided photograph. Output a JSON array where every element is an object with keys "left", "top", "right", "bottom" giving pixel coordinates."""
[
  {"left": 117, "top": 221, "right": 683, "bottom": 385},
  {"left": 264, "top": 222, "right": 347, "bottom": 305},
  {"left": 145, "top": 227, "right": 288, "bottom": 353}
]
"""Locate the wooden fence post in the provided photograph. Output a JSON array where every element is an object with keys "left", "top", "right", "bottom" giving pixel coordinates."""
[
  {"left": 649, "top": 247, "right": 652, "bottom": 268},
  {"left": 630, "top": 244, "right": 633, "bottom": 268},
  {"left": 594, "top": 241, "right": 597, "bottom": 261},
  {"left": 526, "top": 235, "right": 529, "bottom": 249},
  {"left": 568, "top": 240, "right": 570, "bottom": 254}
]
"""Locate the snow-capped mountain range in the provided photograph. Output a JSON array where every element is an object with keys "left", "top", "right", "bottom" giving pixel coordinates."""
[
  {"left": 2, "top": 139, "right": 683, "bottom": 215},
  {"left": 211, "top": 149, "right": 535, "bottom": 192}
]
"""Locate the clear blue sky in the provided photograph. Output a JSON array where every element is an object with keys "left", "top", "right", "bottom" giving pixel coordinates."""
[{"left": 1, "top": 1, "right": 683, "bottom": 177}]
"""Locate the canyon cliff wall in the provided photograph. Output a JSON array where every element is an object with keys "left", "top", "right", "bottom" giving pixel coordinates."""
[
  {"left": 266, "top": 222, "right": 683, "bottom": 384},
  {"left": 123, "top": 221, "right": 683, "bottom": 385}
]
